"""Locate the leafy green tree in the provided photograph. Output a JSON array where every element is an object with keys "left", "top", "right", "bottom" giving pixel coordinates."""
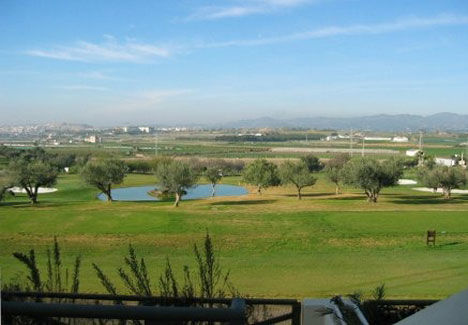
[
  {"left": 301, "top": 154, "right": 324, "bottom": 172},
  {"left": 325, "top": 153, "right": 351, "bottom": 195},
  {"left": 419, "top": 166, "right": 467, "bottom": 199},
  {"left": 81, "top": 159, "right": 127, "bottom": 202},
  {"left": 0, "top": 170, "right": 11, "bottom": 203},
  {"left": 205, "top": 167, "right": 223, "bottom": 197},
  {"left": 155, "top": 160, "right": 199, "bottom": 207},
  {"left": 242, "top": 159, "right": 280, "bottom": 194},
  {"left": 417, "top": 167, "right": 441, "bottom": 193},
  {"left": 8, "top": 159, "right": 58, "bottom": 204},
  {"left": 343, "top": 158, "right": 403, "bottom": 202},
  {"left": 279, "top": 160, "right": 317, "bottom": 199}
]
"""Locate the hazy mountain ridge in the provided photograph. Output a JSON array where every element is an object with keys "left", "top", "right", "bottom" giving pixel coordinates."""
[{"left": 224, "top": 113, "right": 468, "bottom": 131}]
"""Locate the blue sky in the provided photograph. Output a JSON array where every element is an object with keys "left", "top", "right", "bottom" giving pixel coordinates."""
[{"left": 1, "top": 0, "right": 468, "bottom": 126}]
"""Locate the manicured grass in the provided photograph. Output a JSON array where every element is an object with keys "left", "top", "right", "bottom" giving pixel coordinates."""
[{"left": 1, "top": 173, "right": 468, "bottom": 299}]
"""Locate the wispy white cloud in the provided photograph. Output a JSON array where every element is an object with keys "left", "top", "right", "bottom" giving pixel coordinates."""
[
  {"left": 200, "top": 14, "right": 468, "bottom": 47},
  {"left": 187, "top": 0, "right": 313, "bottom": 20},
  {"left": 26, "top": 14, "right": 468, "bottom": 64},
  {"left": 27, "top": 37, "right": 174, "bottom": 63}
]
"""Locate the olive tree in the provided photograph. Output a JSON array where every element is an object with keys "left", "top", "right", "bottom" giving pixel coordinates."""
[
  {"left": 417, "top": 167, "right": 441, "bottom": 193},
  {"left": 155, "top": 160, "right": 199, "bottom": 207},
  {"left": 8, "top": 159, "right": 58, "bottom": 204},
  {"left": 279, "top": 160, "right": 316, "bottom": 200},
  {"left": 439, "top": 167, "right": 467, "bottom": 199},
  {"left": 419, "top": 166, "right": 466, "bottom": 199},
  {"left": 204, "top": 167, "right": 223, "bottom": 197},
  {"left": 343, "top": 158, "right": 403, "bottom": 203},
  {"left": 325, "top": 153, "right": 351, "bottom": 195},
  {"left": 301, "top": 154, "right": 324, "bottom": 173},
  {"left": 0, "top": 174, "right": 10, "bottom": 203},
  {"left": 81, "top": 159, "right": 127, "bottom": 202},
  {"left": 243, "top": 159, "right": 280, "bottom": 194}
]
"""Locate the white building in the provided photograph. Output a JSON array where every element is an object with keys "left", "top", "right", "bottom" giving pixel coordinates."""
[
  {"left": 364, "top": 137, "right": 392, "bottom": 141},
  {"left": 435, "top": 157, "right": 456, "bottom": 167},
  {"left": 392, "top": 136, "right": 409, "bottom": 143},
  {"left": 406, "top": 149, "right": 421, "bottom": 157},
  {"left": 84, "top": 135, "right": 101, "bottom": 144},
  {"left": 138, "top": 126, "right": 152, "bottom": 133}
]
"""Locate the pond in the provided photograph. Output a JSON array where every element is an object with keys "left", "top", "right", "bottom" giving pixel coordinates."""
[{"left": 98, "top": 184, "right": 248, "bottom": 201}]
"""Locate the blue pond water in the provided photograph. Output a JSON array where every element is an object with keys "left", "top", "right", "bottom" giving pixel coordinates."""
[{"left": 98, "top": 184, "right": 248, "bottom": 201}]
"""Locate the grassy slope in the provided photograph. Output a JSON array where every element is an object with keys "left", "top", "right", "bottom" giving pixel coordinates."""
[{"left": 1, "top": 173, "right": 468, "bottom": 299}]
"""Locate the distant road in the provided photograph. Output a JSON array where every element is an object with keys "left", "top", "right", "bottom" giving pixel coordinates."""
[{"left": 270, "top": 147, "right": 400, "bottom": 154}]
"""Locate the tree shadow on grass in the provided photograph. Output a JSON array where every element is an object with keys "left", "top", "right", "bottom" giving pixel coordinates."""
[
  {"left": 283, "top": 193, "right": 335, "bottom": 198},
  {"left": 0, "top": 202, "right": 30, "bottom": 207},
  {"left": 329, "top": 195, "right": 365, "bottom": 201},
  {"left": 2, "top": 202, "right": 76, "bottom": 209},
  {"left": 437, "top": 241, "right": 463, "bottom": 247},
  {"left": 391, "top": 195, "right": 468, "bottom": 205},
  {"left": 211, "top": 199, "right": 277, "bottom": 206}
]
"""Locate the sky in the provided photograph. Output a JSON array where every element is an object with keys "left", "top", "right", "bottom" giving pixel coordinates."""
[{"left": 1, "top": 0, "right": 468, "bottom": 126}]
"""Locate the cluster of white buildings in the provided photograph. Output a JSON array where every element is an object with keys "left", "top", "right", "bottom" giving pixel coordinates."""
[
  {"left": 237, "top": 133, "right": 263, "bottom": 137},
  {"left": 325, "top": 134, "right": 409, "bottom": 143},
  {"left": 84, "top": 135, "right": 102, "bottom": 144},
  {"left": 405, "top": 150, "right": 466, "bottom": 168}
]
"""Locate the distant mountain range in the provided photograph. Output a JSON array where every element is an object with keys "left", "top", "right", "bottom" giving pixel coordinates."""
[{"left": 223, "top": 113, "right": 468, "bottom": 132}]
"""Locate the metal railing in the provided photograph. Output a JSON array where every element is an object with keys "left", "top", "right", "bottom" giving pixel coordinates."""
[{"left": 1, "top": 291, "right": 301, "bottom": 324}]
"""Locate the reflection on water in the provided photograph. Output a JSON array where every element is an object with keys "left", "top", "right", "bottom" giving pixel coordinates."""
[{"left": 98, "top": 184, "right": 248, "bottom": 201}]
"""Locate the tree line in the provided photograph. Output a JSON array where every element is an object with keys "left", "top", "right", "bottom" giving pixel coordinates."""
[{"left": 1, "top": 146, "right": 466, "bottom": 206}]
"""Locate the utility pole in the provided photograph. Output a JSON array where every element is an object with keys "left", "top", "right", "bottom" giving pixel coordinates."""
[
  {"left": 418, "top": 131, "right": 424, "bottom": 167},
  {"left": 418, "top": 131, "right": 423, "bottom": 151},
  {"left": 154, "top": 133, "right": 158, "bottom": 156},
  {"left": 350, "top": 129, "right": 353, "bottom": 156},
  {"left": 361, "top": 134, "right": 365, "bottom": 157}
]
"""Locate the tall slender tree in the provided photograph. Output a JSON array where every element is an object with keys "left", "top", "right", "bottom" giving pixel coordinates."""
[{"left": 205, "top": 167, "right": 223, "bottom": 197}]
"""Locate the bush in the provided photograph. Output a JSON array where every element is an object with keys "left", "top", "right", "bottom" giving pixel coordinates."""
[{"left": 125, "top": 160, "right": 152, "bottom": 174}]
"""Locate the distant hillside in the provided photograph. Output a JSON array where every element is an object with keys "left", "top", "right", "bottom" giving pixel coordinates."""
[{"left": 224, "top": 113, "right": 468, "bottom": 131}]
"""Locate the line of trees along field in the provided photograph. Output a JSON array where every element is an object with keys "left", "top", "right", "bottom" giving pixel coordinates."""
[{"left": 1, "top": 146, "right": 467, "bottom": 206}]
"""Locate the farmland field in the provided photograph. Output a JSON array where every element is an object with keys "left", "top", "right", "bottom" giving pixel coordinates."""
[{"left": 1, "top": 172, "right": 468, "bottom": 299}]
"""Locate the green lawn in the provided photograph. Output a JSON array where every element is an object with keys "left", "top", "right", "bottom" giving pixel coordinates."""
[{"left": 1, "top": 173, "right": 468, "bottom": 299}]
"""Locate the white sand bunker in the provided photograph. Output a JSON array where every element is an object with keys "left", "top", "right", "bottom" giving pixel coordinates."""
[
  {"left": 398, "top": 179, "right": 418, "bottom": 185},
  {"left": 412, "top": 187, "right": 468, "bottom": 194},
  {"left": 9, "top": 187, "right": 58, "bottom": 194}
]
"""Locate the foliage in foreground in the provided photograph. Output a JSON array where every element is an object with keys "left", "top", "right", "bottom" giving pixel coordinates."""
[
  {"left": 8, "top": 237, "right": 81, "bottom": 293},
  {"left": 93, "top": 233, "right": 236, "bottom": 299},
  {"left": 8, "top": 233, "right": 237, "bottom": 300}
]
